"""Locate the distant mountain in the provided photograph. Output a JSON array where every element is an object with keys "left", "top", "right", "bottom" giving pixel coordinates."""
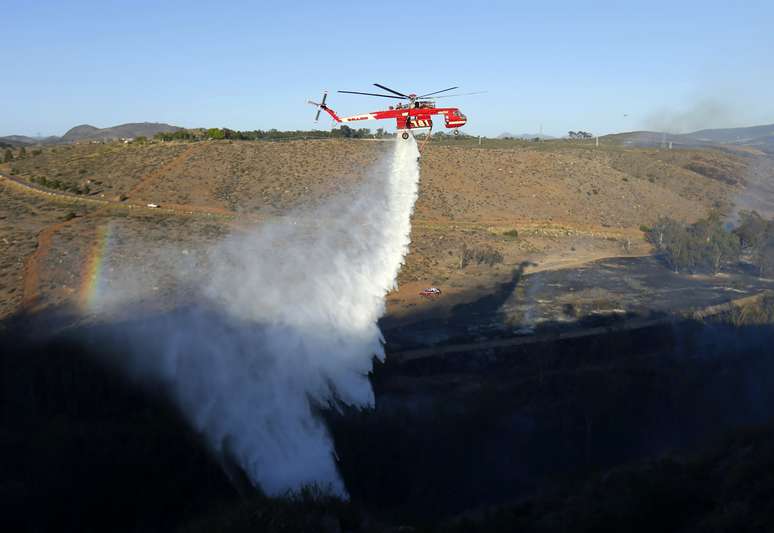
[
  {"left": 1, "top": 135, "right": 38, "bottom": 144},
  {"left": 498, "top": 132, "right": 556, "bottom": 140},
  {"left": 61, "top": 122, "right": 182, "bottom": 142},
  {"left": 1, "top": 122, "right": 183, "bottom": 146},
  {"left": 61, "top": 125, "right": 101, "bottom": 142},
  {"left": 617, "top": 123, "right": 774, "bottom": 154},
  {"left": 0, "top": 134, "right": 48, "bottom": 147},
  {"left": 684, "top": 124, "right": 774, "bottom": 144}
]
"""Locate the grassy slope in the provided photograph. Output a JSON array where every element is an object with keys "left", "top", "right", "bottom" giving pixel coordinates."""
[{"left": 0, "top": 138, "right": 756, "bottom": 318}]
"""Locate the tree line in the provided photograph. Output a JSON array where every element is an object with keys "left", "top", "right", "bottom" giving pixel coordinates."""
[
  {"left": 645, "top": 211, "right": 774, "bottom": 276},
  {"left": 568, "top": 131, "right": 593, "bottom": 139},
  {"left": 153, "top": 125, "right": 384, "bottom": 142}
]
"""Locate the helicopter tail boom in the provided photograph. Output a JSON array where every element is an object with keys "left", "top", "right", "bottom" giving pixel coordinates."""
[{"left": 307, "top": 92, "right": 343, "bottom": 123}]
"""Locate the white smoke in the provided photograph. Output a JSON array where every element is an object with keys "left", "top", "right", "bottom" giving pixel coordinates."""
[
  {"left": 105, "top": 137, "right": 420, "bottom": 496},
  {"left": 642, "top": 98, "right": 739, "bottom": 134}
]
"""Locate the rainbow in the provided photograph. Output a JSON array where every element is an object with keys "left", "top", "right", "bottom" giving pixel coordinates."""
[{"left": 80, "top": 222, "right": 114, "bottom": 311}]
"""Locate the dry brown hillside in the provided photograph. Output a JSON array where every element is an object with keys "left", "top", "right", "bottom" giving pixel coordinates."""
[{"left": 0, "top": 138, "right": 757, "bottom": 317}]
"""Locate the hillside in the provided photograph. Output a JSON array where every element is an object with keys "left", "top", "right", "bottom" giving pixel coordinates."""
[
  {"left": 61, "top": 122, "right": 182, "bottom": 142},
  {"left": 0, "top": 137, "right": 761, "bottom": 317},
  {"left": 6, "top": 139, "right": 744, "bottom": 225}
]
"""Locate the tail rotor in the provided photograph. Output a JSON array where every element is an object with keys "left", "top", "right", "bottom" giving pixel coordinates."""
[{"left": 308, "top": 91, "right": 328, "bottom": 122}]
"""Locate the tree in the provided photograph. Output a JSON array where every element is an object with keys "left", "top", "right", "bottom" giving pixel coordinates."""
[
  {"left": 18, "top": 146, "right": 27, "bottom": 158},
  {"left": 757, "top": 236, "right": 774, "bottom": 277},
  {"left": 734, "top": 210, "right": 768, "bottom": 250},
  {"left": 206, "top": 128, "right": 225, "bottom": 140},
  {"left": 335, "top": 125, "right": 354, "bottom": 138},
  {"left": 648, "top": 215, "right": 740, "bottom": 273},
  {"left": 701, "top": 215, "right": 741, "bottom": 273},
  {"left": 647, "top": 217, "right": 687, "bottom": 271},
  {"left": 3, "top": 149, "right": 12, "bottom": 163},
  {"left": 730, "top": 210, "right": 774, "bottom": 277}
]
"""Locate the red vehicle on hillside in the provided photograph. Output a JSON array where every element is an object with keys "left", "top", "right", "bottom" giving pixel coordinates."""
[{"left": 419, "top": 287, "right": 442, "bottom": 298}]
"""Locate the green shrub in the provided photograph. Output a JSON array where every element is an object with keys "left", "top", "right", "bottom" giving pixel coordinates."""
[
  {"left": 207, "top": 128, "right": 226, "bottom": 140},
  {"left": 502, "top": 229, "right": 519, "bottom": 239},
  {"left": 459, "top": 244, "right": 504, "bottom": 269}
]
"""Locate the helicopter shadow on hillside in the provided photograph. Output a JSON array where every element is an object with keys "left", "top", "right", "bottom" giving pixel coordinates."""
[
  {"left": 382, "top": 250, "right": 774, "bottom": 355},
  {"left": 379, "top": 261, "right": 535, "bottom": 350}
]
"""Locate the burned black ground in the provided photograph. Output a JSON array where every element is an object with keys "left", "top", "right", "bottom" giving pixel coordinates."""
[{"left": 2, "top": 290, "right": 774, "bottom": 532}]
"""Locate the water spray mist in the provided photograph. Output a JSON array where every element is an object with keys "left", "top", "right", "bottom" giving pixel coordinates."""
[{"left": 104, "top": 137, "right": 420, "bottom": 496}]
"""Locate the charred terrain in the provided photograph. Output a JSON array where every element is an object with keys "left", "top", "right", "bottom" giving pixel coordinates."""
[{"left": 2, "top": 133, "right": 774, "bottom": 531}]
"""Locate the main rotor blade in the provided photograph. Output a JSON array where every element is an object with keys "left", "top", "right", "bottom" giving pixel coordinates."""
[
  {"left": 426, "top": 91, "right": 487, "bottom": 99},
  {"left": 315, "top": 109, "right": 322, "bottom": 121},
  {"left": 373, "top": 83, "right": 409, "bottom": 97},
  {"left": 321, "top": 93, "right": 327, "bottom": 105},
  {"left": 417, "top": 86, "right": 458, "bottom": 98},
  {"left": 338, "top": 90, "right": 405, "bottom": 99}
]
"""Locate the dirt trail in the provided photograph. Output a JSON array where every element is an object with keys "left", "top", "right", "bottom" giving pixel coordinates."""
[
  {"left": 4, "top": 146, "right": 237, "bottom": 310},
  {"left": 0, "top": 171, "right": 241, "bottom": 219},
  {"left": 127, "top": 144, "right": 199, "bottom": 198},
  {"left": 4, "top": 170, "right": 640, "bottom": 241},
  {"left": 21, "top": 216, "right": 83, "bottom": 309}
]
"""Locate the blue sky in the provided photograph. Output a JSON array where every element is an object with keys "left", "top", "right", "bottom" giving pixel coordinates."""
[{"left": 3, "top": 0, "right": 773, "bottom": 137}]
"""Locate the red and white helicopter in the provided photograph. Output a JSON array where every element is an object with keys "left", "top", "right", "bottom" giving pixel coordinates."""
[{"left": 308, "top": 83, "right": 478, "bottom": 140}]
